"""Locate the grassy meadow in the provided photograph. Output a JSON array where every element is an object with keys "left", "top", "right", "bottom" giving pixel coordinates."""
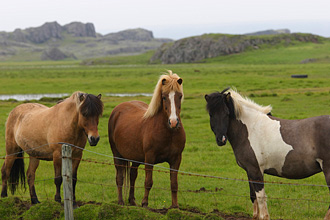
[{"left": 1, "top": 41, "right": 330, "bottom": 219}]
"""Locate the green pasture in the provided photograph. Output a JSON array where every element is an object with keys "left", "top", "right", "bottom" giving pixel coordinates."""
[{"left": 1, "top": 58, "right": 330, "bottom": 219}]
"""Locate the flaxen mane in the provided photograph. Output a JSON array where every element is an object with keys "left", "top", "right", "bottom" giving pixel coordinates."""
[
  {"left": 226, "top": 89, "right": 272, "bottom": 120},
  {"left": 144, "top": 70, "right": 183, "bottom": 119}
]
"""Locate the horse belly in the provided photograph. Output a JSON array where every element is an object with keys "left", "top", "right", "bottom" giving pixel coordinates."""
[{"left": 280, "top": 151, "right": 322, "bottom": 179}]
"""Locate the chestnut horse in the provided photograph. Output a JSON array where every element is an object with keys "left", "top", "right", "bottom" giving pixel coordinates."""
[
  {"left": 205, "top": 88, "right": 330, "bottom": 220},
  {"left": 108, "top": 70, "right": 186, "bottom": 208},
  {"left": 1, "top": 91, "right": 103, "bottom": 207}
]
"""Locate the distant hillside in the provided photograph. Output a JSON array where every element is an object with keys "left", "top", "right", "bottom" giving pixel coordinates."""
[
  {"left": 150, "top": 33, "right": 324, "bottom": 64},
  {"left": 0, "top": 21, "right": 172, "bottom": 61},
  {"left": 245, "top": 29, "right": 291, "bottom": 35}
]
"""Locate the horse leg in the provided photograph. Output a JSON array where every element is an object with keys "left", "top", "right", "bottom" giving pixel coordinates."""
[
  {"left": 247, "top": 172, "right": 269, "bottom": 220},
  {"left": 72, "top": 153, "right": 82, "bottom": 209},
  {"left": 169, "top": 155, "right": 182, "bottom": 208},
  {"left": 27, "top": 157, "right": 40, "bottom": 204},
  {"left": 248, "top": 181, "right": 260, "bottom": 219},
  {"left": 53, "top": 151, "right": 62, "bottom": 203},
  {"left": 1, "top": 155, "right": 18, "bottom": 198},
  {"left": 141, "top": 162, "right": 154, "bottom": 207},
  {"left": 114, "top": 158, "right": 125, "bottom": 205},
  {"left": 321, "top": 162, "right": 330, "bottom": 220},
  {"left": 129, "top": 162, "right": 139, "bottom": 206}
]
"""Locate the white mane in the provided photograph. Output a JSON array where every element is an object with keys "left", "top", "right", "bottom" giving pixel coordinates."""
[{"left": 226, "top": 89, "right": 272, "bottom": 119}]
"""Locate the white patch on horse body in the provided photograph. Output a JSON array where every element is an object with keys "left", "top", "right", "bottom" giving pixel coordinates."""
[
  {"left": 169, "top": 91, "right": 177, "bottom": 122},
  {"left": 316, "top": 158, "right": 323, "bottom": 170},
  {"left": 240, "top": 107, "right": 293, "bottom": 175}
]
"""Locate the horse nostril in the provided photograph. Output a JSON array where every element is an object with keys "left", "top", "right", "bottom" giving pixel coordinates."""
[{"left": 89, "top": 136, "right": 100, "bottom": 146}]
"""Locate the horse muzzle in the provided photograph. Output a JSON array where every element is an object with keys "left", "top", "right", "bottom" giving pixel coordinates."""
[
  {"left": 216, "top": 135, "right": 227, "bottom": 146},
  {"left": 88, "top": 135, "right": 100, "bottom": 146},
  {"left": 168, "top": 118, "right": 180, "bottom": 129}
]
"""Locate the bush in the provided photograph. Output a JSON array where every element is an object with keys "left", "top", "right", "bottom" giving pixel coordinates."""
[
  {"left": 0, "top": 197, "right": 20, "bottom": 220},
  {"left": 74, "top": 204, "right": 100, "bottom": 220},
  {"left": 22, "top": 200, "right": 62, "bottom": 220}
]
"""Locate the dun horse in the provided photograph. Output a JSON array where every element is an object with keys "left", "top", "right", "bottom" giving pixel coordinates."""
[
  {"left": 1, "top": 91, "right": 103, "bottom": 207},
  {"left": 205, "top": 88, "right": 330, "bottom": 220},
  {"left": 108, "top": 70, "right": 185, "bottom": 208}
]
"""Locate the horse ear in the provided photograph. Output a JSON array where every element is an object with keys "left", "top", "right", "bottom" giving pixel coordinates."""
[
  {"left": 79, "top": 93, "right": 85, "bottom": 102},
  {"left": 177, "top": 78, "right": 183, "bottom": 85},
  {"left": 225, "top": 92, "right": 231, "bottom": 102},
  {"left": 97, "top": 94, "right": 102, "bottom": 99},
  {"left": 162, "top": 78, "right": 167, "bottom": 85},
  {"left": 205, "top": 94, "right": 209, "bottom": 101}
]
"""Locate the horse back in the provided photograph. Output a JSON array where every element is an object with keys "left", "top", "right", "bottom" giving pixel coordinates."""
[
  {"left": 7, "top": 103, "right": 49, "bottom": 131},
  {"left": 6, "top": 103, "right": 51, "bottom": 155}
]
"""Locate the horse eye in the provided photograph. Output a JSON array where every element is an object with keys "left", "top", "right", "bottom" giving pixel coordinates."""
[
  {"left": 179, "top": 95, "right": 182, "bottom": 99},
  {"left": 162, "top": 97, "right": 166, "bottom": 101}
]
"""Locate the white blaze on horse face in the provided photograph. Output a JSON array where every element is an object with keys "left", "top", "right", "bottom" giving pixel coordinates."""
[
  {"left": 240, "top": 107, "right": 293, "bottom": 175},
  {"left": 168, "top": 91, "right": 178, "bottom": 128}
]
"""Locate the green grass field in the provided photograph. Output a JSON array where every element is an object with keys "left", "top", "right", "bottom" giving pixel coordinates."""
[{"left": 1, "top": 41, "right": 330, "bottom": 219}]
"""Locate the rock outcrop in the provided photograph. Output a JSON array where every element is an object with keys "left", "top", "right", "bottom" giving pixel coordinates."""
[
  {"left": 64, "top": 22, "right": 96, "bottom": 37},
  {"left": 103, "top": 28, "right": 154, "bottom": 42},
  {"left": 150, "top": 33, "right": 322, "bottom": 64},
  {"left": 41, "top": 47, "right": 76, "bottom": 61},
  {"left": 0, "top": 22, "right": 172, "bottom": 61}
]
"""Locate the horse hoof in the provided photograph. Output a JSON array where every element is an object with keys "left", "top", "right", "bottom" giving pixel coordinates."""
[
  {"left": 170, "top": 205, "right": 179, "bottom": 209},
  {"left": 142, "top": 202, "right": 148, "bottom": 208},
  {"left": 129, "top": 199, "right": 136, "bottom": 206},
  {"left": 31, "top": 198, "right": 41, "bottom": 204},
  {"left": 118, "top": 201, "right": 124, "bottom": 206}
]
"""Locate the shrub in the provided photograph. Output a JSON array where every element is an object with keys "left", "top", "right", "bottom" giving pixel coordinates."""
[{"left": 22, "top": 200, "right": 62, "bottom": 220}]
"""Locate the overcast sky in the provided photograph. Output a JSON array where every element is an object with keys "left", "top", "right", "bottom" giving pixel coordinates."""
[{"left": 1, "top": 0, "right": 329, "bottom": 39}]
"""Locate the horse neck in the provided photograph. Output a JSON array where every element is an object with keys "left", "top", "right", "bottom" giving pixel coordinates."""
[
  {"left": 227, "top": 106, "right": 262, "bottom": 150},
  {"left": 55, "top": 99, "right": 81, "bottom": 130}
]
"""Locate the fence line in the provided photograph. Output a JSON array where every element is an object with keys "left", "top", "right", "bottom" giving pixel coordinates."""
[
  {"left": 1, "top": 141, "right": 330, "bottom": 220},
  {"left": 1, "top": 142, "right": 330, "bottom": 189}
]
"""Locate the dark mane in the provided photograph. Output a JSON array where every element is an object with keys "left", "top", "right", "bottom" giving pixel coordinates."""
[
  {"left": 206, "top": 89, "right": 236, "bottom": 119},
  {"left": 206, "top": 92, "right": 223, "bottom": 113},
  {"left": 80, "top": 94, "right": 104, "bottom": 117}
]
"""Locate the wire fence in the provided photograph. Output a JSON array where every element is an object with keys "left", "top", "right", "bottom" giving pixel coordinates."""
[{"left": 1, "top": 142, "right": 329, "bottom": 219}]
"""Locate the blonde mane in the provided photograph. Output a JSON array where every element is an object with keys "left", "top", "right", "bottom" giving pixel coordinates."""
[
  {"left": 226, "top": 89, "right": 272, "bottom": 119},
  {"left": 143, "top": 70, "right": 183, "bottom": 119}
]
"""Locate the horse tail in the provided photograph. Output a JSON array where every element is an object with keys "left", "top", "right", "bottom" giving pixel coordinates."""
[
  {"left": 9, "top": 151, "right": 26, "bottom": 195},
  {"left": 123, "top": 160, "right": 130, "bottom": 201}
]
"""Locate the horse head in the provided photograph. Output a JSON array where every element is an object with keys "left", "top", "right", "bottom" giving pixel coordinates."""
[
  {"left": 205, "top": 87, "right": 235, "bottom": 146},
  {"left": 77, "top": 93, "right": 104, "bottom": 146},
  {"left": 161, "top": 77, "right": 183, "bottom": 128},
  {"left": 143, "top": 70, "right": 184, "bottom": 129}
]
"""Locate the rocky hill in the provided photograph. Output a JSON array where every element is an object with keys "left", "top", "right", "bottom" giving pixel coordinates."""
[
  {"left": 245, "top": 29, "right": 291, "bottom": 36},
  {"left": 150, "top": 33, "right": 323, "bottom": 64},
  {"left": 0, "top": 22, "right": 172, "bottom": 61}
]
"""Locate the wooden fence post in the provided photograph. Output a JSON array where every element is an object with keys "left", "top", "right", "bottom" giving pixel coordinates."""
[{"left": 62, "top": 144, "right": 74, "bottom": 220}]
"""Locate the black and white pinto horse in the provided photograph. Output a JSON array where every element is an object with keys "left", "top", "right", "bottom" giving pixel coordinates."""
[{"left": 205, "top": 88, "right": 330, "bottom": 220}]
